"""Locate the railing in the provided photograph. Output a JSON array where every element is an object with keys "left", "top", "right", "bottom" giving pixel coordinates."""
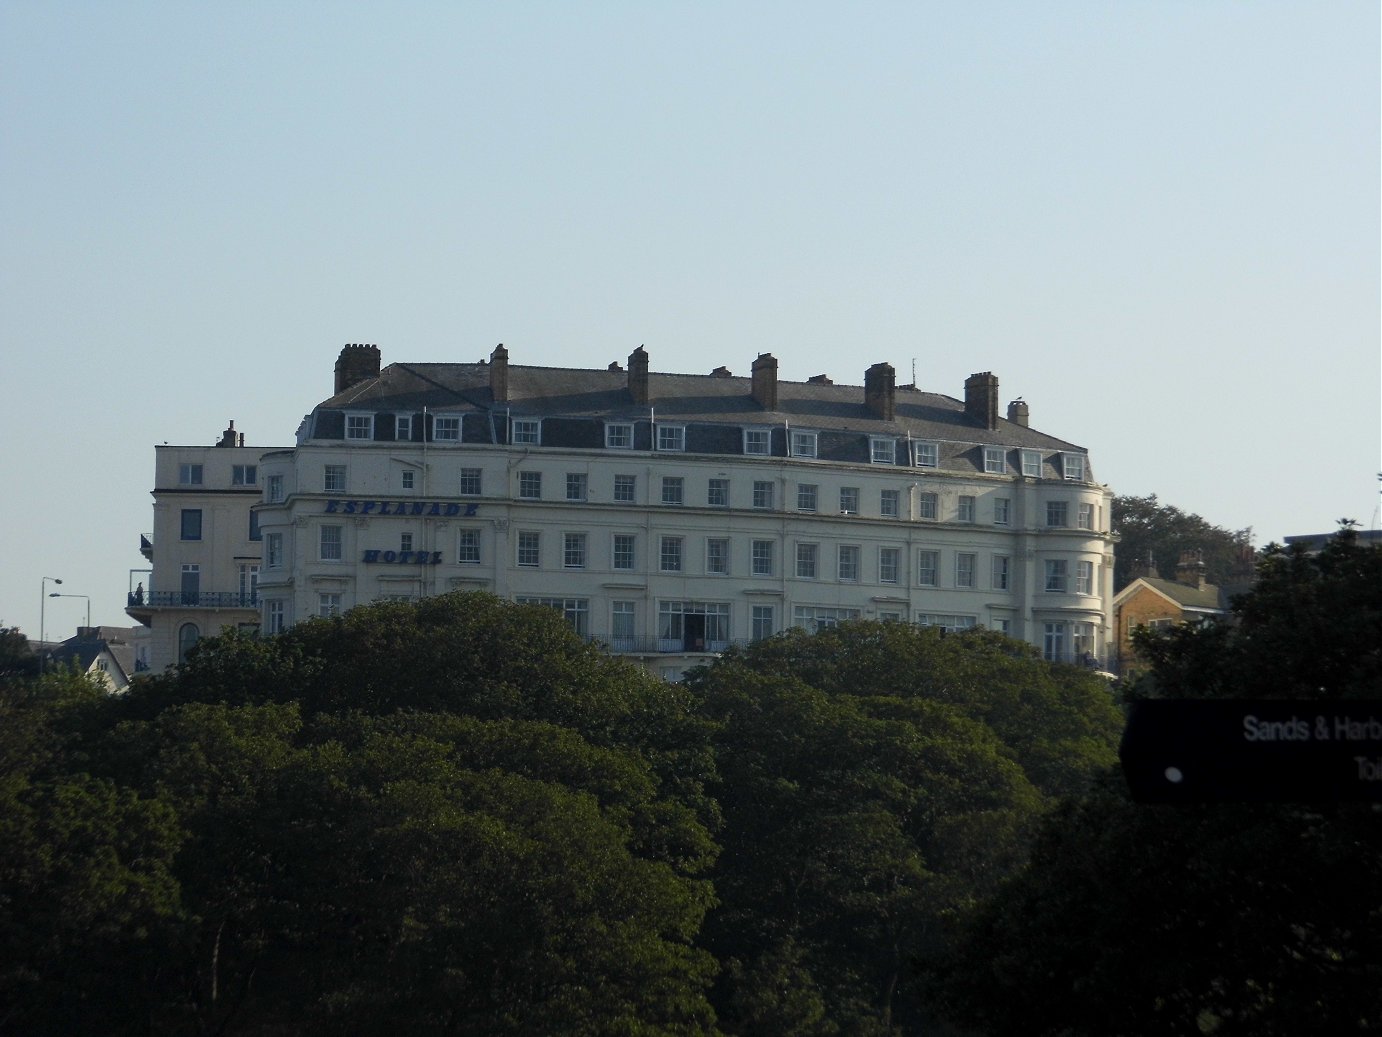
[
  {"left": 599, "top": 636, "right": 736, "bottom": 655},
  {"left": 128, "top": 591, "right": 259, "bottom": 609}
]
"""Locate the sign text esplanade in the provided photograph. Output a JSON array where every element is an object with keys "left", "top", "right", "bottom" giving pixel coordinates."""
[{"left": 323, "top": 499, "right": 480, "bottom": 517}]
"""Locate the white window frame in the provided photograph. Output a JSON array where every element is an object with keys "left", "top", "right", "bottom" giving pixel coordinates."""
[
  {"left": 917, "top": 550, "right": 938, "bottom": 587},
  {"left": 511, "top": 418, "right": 540, "bottom": 445},
  {"left": 881, "top": 489, "right": 900, "bottom": 518},
  {"left": 613, "top": 474, "right": 636, "bottom": 503},
  {"left": 612, "top": 533, "right": 636, "bottom": 571},
  {"left": 879, "top": 547, "right": 900, "bottom": 584},
  {"left": 983, "top": 446, "right": 1006, "bottom": 474},
  {"left": 797, "top": 484, "right": 818, "bottom": 512},
  {"left": 345, "top": 413, "right": 374, "bottom": 441},
  {"left": 266, "top": 600, "right": 285, "bottom": 635},
  {"left": 913, "top": 441, "right": 939, "bottom": 468},
  {"left": 993, "top": 497, "right": 1011, "bottom": 526},
  {"left": 870, "top": 438, "right": 896, "bottom": 465},
  {"left": 1047, "top": 501, "right": 1068, "bottom": 527},
  {"left": 838, "top": 545, "right": 860, "bottom": 582},
  {"left": 319, "top": 593, "right": 342, "bottom": 618},
  {"left": 611, "top": 600, "right": 636, "bottom": 648},
  {"left": 232, "top": 464, "right": 257, "bottom": 486},
  {"left": 518, "top": 471, "right": 542, "bottom": 500},
  {"left": 566, "top": 473, "right": 588, "bottom": 502},
  {"left": 265, "top": 474, "right": 284, "bottom": 503},
  {"left": 706, "top": 537, "right": 730, "bottom": 575},
  {"left": 751, "top": 605, "right": 775, "bottom": 641},
  {"left": 320, "top": 524, "right": 343, "bottom": 562},
  {"left": 1063, "top": 453, "right": 1087, "bottom": 482},
  {"left": 433, "top": 415, "right": 460, "bottom": 442},
  {"left": 605, "top": 422, "right": 634, "bottom": 449},
  {"left": 956, "top": 552, "right": 976, "bottom": 588},
  {"left": 660, "top": 536, "right": 683, "bottom": 572},
  {"left": 396, "top": 414, "right": 413, "bottom": 442},
  {"left": 790, "top": 430, "right": 818, "bottom": 459},
  {"left": 657, "top": 424, "right": 686, "bottom": 452},
  {"left": 401, "top": 468, "right": 415, "bottom": 490},
  {"left": 661, "top": 476, "right": 684, "bottom": 506},
  {"left": 324, "top": 464, "right": 346, "bottom": 493},
  {"left": 958, "top": 495, "right": 976, "bottom": 523},
  {"left": 1021, "top": 449, "right": 1043, "bottom": 478},
  {"left": 1045, "top": 559, "right": 1068, "bottom": 592},
  {"left": 460, "top": 467, "right": 482, "bottom": 495},
  {"left": 179, "top": 463, "right": 203, "bottom": 486},
  {"left": 918, "top": 491, "right": 938, "bottom": 520},
  {"left": 743, "top": 428, "right": 771, "bottom": 456},
  {"left": 839, "top": 487, "right": 859, "bottom": 515},
  {"left": 1076, "top": 560, "right": 1095, "bottom": 595},
  {"left": 1077, "top": 502, "right": 1095, "bottom": 530},
  {"left": 992, "top": 555, "right": 1010, "bottom": 591},
  {"left": 752, "top": 480, "right": 774, "bottom": 509},
  {"left": 751, "top": 539, "right": 774, "bottom": 577},
  {"left": 517, "top": 531, "right": 541, "bottom": 567},
  {"left": 266, "top": 533, "right": 283, "bottom": 569},
  {"left": 563, "top": 532, "right": 587, "bottom": 569},
  {"left": 708, "top": 478, "right": 729, "bottom": 507},
  {"left": 796, "top": 542, "right": 819, "bottom": 579},
  {"left": 458, "top": 529, "right": 481, "bottom": 564}
]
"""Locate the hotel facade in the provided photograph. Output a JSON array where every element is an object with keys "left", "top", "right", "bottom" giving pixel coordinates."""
[{"left": 246, "top": 344, "right": 1115, "bottom": 680}]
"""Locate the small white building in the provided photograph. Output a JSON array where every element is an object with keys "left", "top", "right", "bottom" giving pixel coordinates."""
[{"left": 255, "top": 344, "right": 1115, "bottom": 679}]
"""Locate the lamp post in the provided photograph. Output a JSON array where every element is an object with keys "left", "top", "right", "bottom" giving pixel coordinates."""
[
  {"left": 50, "top": 592, "right": 92, "bottom": 631},
  {"left": 40, "top": 576, "right": 62, "bottom": 648}
]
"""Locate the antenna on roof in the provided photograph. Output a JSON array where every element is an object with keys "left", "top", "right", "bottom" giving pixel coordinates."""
[{"left": 911, "top": 358, "right": 916, "bottom": 385}]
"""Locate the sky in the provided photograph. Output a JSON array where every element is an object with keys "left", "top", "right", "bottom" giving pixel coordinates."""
[{"left": 2, "top": 2, "right": 1378, "bottom": 641}]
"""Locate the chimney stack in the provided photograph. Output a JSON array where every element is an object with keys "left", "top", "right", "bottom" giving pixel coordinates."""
[
  {"left": 217, "top": 420, "right": 240, "bottom": 448},
  {"left": 334, "top": 343, "right": 381, "bottom": 395},
  {"left": 864, "top": 362, "right": 896, "bottom": 420},
  {"left": 489, "top": 344, "right": 509, "bottom": 403},
  {"left": 1007, "top": 399, "right": 1029, "bottom": 427},
  {"left": 627, "top": 346, "right": 650, "bottom": 405},
  {"left": 751, "top": 353, "right": 778, "bottom": 410},
  {"left": 1175, "top": 549, "right": 1207, "bottom": 591},
  {"left": 964, "top": 372, "right": 999, "bottom": 430}
]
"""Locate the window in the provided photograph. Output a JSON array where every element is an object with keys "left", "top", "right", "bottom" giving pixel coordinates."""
[
  {"left": 1045, "top": 559, "right": 1068, "bottom": 592},
  {"left": 319, "top": 593, "right": 342, "bottom": 618},
  {"left": 180, "top": 564, "right": 200, "bottom": 605},
  {"left": 265, "top": 601, "right": 285, "bottom": 635},
  {"left": 517, "top": 531, "right": 540, "bottom": 567},
  {"left": 913, "top": 442, "right": 938, "bottom": 468},
  {"left": 1077, "top": 502, "right": 1094, "bottom": 530},
  {"left": 460, "top": 468, "right": 482, "bottom": 495},
  {"left": 793, "top": 605, "right": 861, "bottom": 631},
  {"left": 660, "top": 536, "right": 683, "bottom": 572},
  {"left": 433, "top": 416, "right": 460, "bottom": 442},
  {"left": 797, "top": 484, "right": 818, "bottom": 512},
  {"left": 796, "top": 543, "right": 818, "bottom": 579},
  {"left": 917, "top": 550, "right": 938, "bottom": 586},
  {"left": 566, "top": 473, "right": 588, "bottom": 501},
  {"left": 511, "top": 418, "right": 540, "bottom": 444},
  {"left": 956, "top": 552, "right": 976, "bottom": 588},
  {"left": 613, "top": 533, "right": 636, "bottom": 571},
  {"left": 992, "top": 618, "right": 1012, "bottom": 636},
  {"left": 871, "top": 438, "right": 896, "bottom": 464},
  {"left": 706, "top": 538, "right": 729, "bottom": 574},
  {"left": 661, "top": 476, "right": 684, "bottom": 506},
  {"left": 752, "top": 480, "right": 774, "bottom": 509},
  {"left": 611, "top": 601, "right": 636, "bottom": 648},
  {"left": 266, "top": 533, "right": 283, "bottom": 569},
  {"left": 879, "top": 547, "right": 899, "bottom": 584},
  {"left": 396, "top": 414, "right": 412, "bottom": 442},
  {"left": 751, "top": 605, "right": 775, "bottom": 641},
  {"left": 838, "top": 545, "right": 860, "bottom": 582},
  {"left": 1072, "top": 622, "right": 1096, "bottom": 661},
  {"left": 248, "top": 510, "right": 261, "bottom": 541},
  {"left": 751, "top": 539, "right": 774, "bottom": 577},
  {"left": 232, "top": 464, "right": 257, "bottom": 486},
  {"left": 917, "top": 614, "right": 978, "bottom": 632},
  {"left": 614, "top": 474, "right": 636, "bottom": 503},
  {"left": 1046, "top": 501, "right": 1068, "bottom": 527},
  {"left": 605, "top": 423, "right": 633, "bottom": 449},
  {"left": 1063, "top": 453, "right": 1087, "bottom": 481},
  {"left": 790, "top": 430, "right": 817, "bottom": 458},
  {"left": 324, "top": 465, "right": 346, "bottom": 492},
  {"left": 983, "top": 447, "right": 1006, "bottom": 474},
  {"left": 181, "top": 509, "right": 202, "bottom": 541},
  {"left": 563, "top": 532, "right": 587, "bottom": 569},
  {"left": 993, "top": 497, "right": 1011, "bottom": 525},
  {"left": 516, "top": 596, "right": 589, "bottom": 636},
  {"left": 1043, "top": 622, "right": 1065, "bottom": 661},
  {"left": 518, "top": 472, "right": 542, "bottom": 499},
  {"left": 958, "top": 495, "right": 976, "bottom": 522},
  {"left": 320, "top": 525, "right": 343, "bottom": 561},
  {"left": 179, "top": 463, "right": 203, "bottom": 485},
  {"left": 918, "top": 492, "right": 938, "bottom": 520},
  {"left": 743, "top": 429, "right": 771, "bottom": 455},
  {"left": 345, "top": 413, "right": 373, "bottom": 440},
  {"left": 238, "top": 563, "right": 259, "bottom": 605},
  {"left": 657, "top": 425, "right": 685, "bottom": 452},
  {"left": 1021, "top": 449, "right": 1042, "bottom": 478},
  {"left": 401, "top": 469, "right": 415, "bottom": 490},
  {"left": 400, "top": 532, "right": 413, "bottom": 553},
  {"left": 993, "top": 555, "right": 1011, "bottom": 591},
  {"left": 1076, "top": 560, "right": 1095, "bottom": 594},
  {"left": 458, "top": 529, "right": 480, "bottom": 564},
  {"left": 839, "top": 487, "right": 859, "bottom": 515},
  {"left": 178, "top": 623, "right": 200, "bottom": 664},
  {"left": 881, "top": 489, "right": 900, "bottom": 518},
  {"left": 265, "top": 474, "right": 284, "bottom": 502},
  {"left": 708, "top": 478, "right": 729, "bottom": 507},
  {"left": 658, "top": 601, "right": 731, "bottom": 651}
]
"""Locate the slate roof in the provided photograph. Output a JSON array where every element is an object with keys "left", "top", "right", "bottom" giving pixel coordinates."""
[
  {"left": 1125, "top": 577, "right": 1229, "bottom": 612},
  {"left": 318, "top": 361, "right": 1086, "bottom": 452}
]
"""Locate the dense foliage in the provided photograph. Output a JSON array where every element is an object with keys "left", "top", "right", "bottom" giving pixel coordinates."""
[
  {"left": 1112, "top": 494, "right": 1253, "bottom": 591},
  {"left": 935, "top": 528, "right": 1382, "bottom": 1035},
  {"left": 1, "top": 595, "right": 1125, "bottom": 1035}
]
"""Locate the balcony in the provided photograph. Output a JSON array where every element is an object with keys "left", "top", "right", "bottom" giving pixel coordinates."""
[
  {"left": 127, "top": 590, "right": 260, "bottom": 610},
  {"left": 600, "top": 636, "right": 735, "bottom": 655}
]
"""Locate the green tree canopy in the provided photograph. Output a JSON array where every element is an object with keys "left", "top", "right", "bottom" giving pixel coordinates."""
[{"left": 1112, "top": 494, "right": 1253, "bottom": 592}]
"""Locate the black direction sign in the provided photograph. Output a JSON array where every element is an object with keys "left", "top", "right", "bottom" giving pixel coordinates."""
[{"left": 1120, "top": 700, "right": 1382, "bottom": 804}]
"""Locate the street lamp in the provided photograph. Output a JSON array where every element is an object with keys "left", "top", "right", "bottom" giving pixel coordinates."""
[
  {"left": 50, "top": 592, "right": 92, "bottom": 631},
  {"left": 40, "top": 576, "right": 62, "bottom": 648}
]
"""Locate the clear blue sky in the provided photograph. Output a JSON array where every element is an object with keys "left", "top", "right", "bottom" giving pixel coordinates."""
[{"left": 2, "top": 2, "right": 1377, "bottom": 640}]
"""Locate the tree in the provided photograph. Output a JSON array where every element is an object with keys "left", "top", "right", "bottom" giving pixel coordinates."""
[
  {"left": 0, "top": 625, "right": 38, "bottom": 683},
  {"left": 935, "top": 527, "right": 1382, "bottom": 1035},
  {"left": 687, "top": 622, "right": 1124, "bottom": 1034},
  {"left": 1112, "top": 494, "right": 1253, "bottom": 592}
]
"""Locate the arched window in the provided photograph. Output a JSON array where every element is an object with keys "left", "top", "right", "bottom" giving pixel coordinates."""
[{"left": 178, "top": 623, "right": 200, "bottom": 664}]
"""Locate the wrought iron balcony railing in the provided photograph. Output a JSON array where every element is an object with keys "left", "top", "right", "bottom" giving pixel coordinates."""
[{"left": 128, "top": 590, "right": 259, "bottom": 609}]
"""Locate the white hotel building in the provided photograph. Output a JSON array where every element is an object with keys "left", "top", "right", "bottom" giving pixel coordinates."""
[{"left": 248, "top": 344, "right": 1115, "bottom": 679}]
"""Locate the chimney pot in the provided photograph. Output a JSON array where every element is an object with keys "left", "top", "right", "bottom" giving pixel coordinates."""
[{"left": 1007, "top": 398, "right": 1029, "bottom": 427}]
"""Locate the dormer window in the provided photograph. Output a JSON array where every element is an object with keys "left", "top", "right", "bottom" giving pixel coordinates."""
[
  {"left": 1063, "top": 453, "right": 1087, "bottom": 481},
  {"left": 345, "top": 413, "right": 373, "bottom": 440},
  {"left": 870, "top": 438, "right": 896, "bottom": 464},
  {"left": 657, "top": 425, "right": 686, "bottom": 452},
  {"left": 790, "top": 430, "right": 817, "bottom": 459},
  {"left": 913, "top": 442, "right": 938, "bottom": 468},
  {"left": 433, "top": 416, "right": 460, "bottom": 442},
  {"left": 605, "top": 422, "right": 633, "bottom": 449},
  {"left": 1021, "top": 449, "right": 1043, "bottom": 478},
  {"left": 743, "top": 428, "right": 771, "bottom": 455},
  {"left": 983, "top": 447, "right": 1006, "bottom": 474},
  {"left": 511, "top": 418, "right": 540, "bottom": 445}
]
